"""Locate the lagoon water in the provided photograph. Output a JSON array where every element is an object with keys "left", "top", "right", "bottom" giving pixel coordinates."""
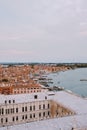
[{"left": 47, "top": 68, "right": 87, "bottom": 97}]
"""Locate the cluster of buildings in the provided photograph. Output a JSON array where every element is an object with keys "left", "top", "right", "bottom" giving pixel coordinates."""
[
  {"left": 0, "top": 64, "right": 70, "bottom": 95},
  {"left": 0, "top": 65, "right": 48, "bottom": 95}
]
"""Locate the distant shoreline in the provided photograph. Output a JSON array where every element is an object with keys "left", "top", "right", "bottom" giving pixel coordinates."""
[{"left": 0, "top": 62, "right": 87, "bottom": 67}]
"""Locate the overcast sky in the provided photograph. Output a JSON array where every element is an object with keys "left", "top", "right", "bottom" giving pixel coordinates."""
[{"left": 0, "top": 0, "right": 87, "bottom": 63}]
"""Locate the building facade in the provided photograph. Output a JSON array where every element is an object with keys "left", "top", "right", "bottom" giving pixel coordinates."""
[
  {"left": 0, "top": 84, "right": 47, "bottom": 95},
  {"left": 0, "top": 92, "right": 75, "bottom": 127}
]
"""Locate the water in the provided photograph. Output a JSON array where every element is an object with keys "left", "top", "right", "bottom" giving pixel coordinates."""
[{"left": 47, "top": 68, "right": 87, "bottom": 97}]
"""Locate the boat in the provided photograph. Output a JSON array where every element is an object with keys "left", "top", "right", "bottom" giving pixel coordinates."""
[{"left": 48, "top": 86, "right": 64, "bottom": 91}]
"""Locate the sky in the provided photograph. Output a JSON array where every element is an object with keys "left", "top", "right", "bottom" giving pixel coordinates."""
[{"left": 0, "top": 0, "right": 87, "bottom": 63}]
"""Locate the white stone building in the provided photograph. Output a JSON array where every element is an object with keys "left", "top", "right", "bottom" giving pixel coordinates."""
[{"left": 0, "top": 91, "right": 74, "bottom": 127}]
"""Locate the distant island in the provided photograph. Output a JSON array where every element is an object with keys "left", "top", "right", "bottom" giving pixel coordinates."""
[{"left": 0, "top": 62, "right": 87, "bottom": 68}]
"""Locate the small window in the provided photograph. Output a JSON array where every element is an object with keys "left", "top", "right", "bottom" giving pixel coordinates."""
[
  {"left": 22, "top": 115, "right": 24, "bottom": 120},
  {"left": 39, "top": 105, "right": 41, "bottom": 110},
  {"left": 9, "top": 100, "right": 11, "bottom": 104},
  {"left": 39, "top": 113, "right": 41, "bottom": 117},
  {"left": 11, "top": 109, "right": 13, "bottom": 114},
  {"left": 34, "top": 95, "right": 38, "bottom": 99},
  {"left": 11, "top": 108, "right": 14, "bottom": 113},
  {"left": 30, "top": 106, "right": 32, "bottom": 111},
  {"left": 22, "top": 107, "right": 24, "bottom": 112},
  {"left": 43, "top": 112, "right": 45, "bottom": 117},
  {"left": 5, "top": 100, "right": 7, "bottom": 104},
  {"left": 12, "top": 108, "right": 14, "bottom": 113},
  {"left": 1, "top": 118, "right": 3, "bottom": 123},
  {"left": 2, "top": 108, "right": 4, "bottom": 114},
  {"left": 25, "top": 106, "right": 27, "bottom": 112},
  {"left": 45, "top": 96, "right": 47, "bottom": 99},
  {"left": 6, "top": 109, "right": 8, "bottom": 114},
  {"left": 48, "top": 111, "right": 50, "bottom": 116},
  {"left": 57, "top": 112, "right": 58, "bottom": 115},
  {"left": 16, "top": 108, "right": 18, "bottom": 113},
  {"left": 16, "top": 116, "right": 18, "bottom": 121},
  {"left": 43, "top": 104, "right": 45, "bottom": 109},
  {"left": 33, "top": 113, "right": 35, "bottom": 118},
  {"left": 13, "top": 100, "right": 15, "bottom": 103},
  {"left": 8, "top": 109, "right": 9, "bottom": 114},
  {"left": 12, "top": 117, "right": 15, "bottom": 122},
  {"left": 48, "top": 104, "right": 49, "bottom": 109},
  {"left": 30, "top": 114, "right": 32, "bottom": 118},
  {"left": 33, "top": 105, "right": 35, "bottom": 111},
  {"left": 6, "top": 118, "right": 8, "bottom": 122},
  {"left": 25, "top": 115, "right": 27, "bottom": 119}
]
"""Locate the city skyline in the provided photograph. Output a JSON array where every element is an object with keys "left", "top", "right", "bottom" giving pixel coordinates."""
[{"left": 0, "top": 0, "right": 87, "bottom": 63}]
